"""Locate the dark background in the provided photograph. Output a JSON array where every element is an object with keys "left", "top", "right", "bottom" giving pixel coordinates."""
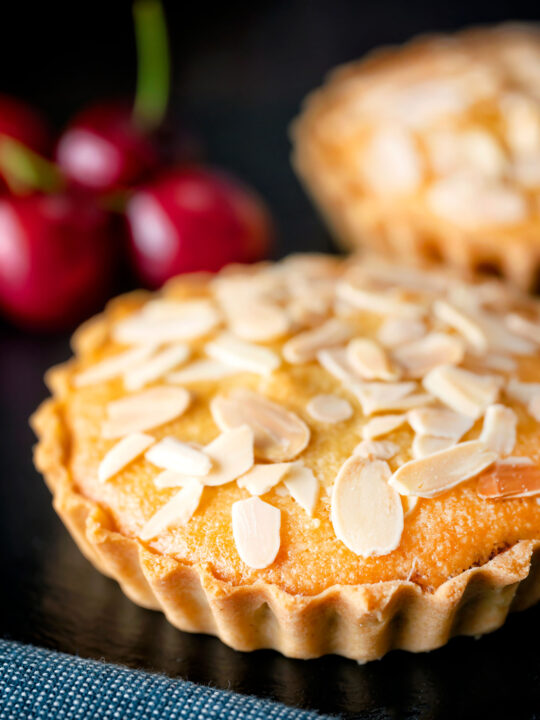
[{"left": 1, "top": 1, "right": 540, "bottom": 718}]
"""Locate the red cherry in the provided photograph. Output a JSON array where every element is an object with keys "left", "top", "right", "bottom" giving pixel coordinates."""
[
  {"left": 0, "top": 192, "right": 116, "bottom": 330},
  {"left": 126, "top": 167, "right": 273, "bottom": 288},
  {"left": 56, "top": 102, "right": 157, "bottom": 193}
]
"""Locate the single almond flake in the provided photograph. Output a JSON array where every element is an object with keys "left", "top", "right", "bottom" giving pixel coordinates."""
[
  {"left": 74, "top": 345, "right": 157, "bottom": 387},
  {"left": 456, "top": 307, "right": 536, "bottom": 355},
  {"left": 237, "top": 462, "right": 294, "bottom": 495},
  {"left": 283, "top": 319, "right": 352, "bottom": 364},
  {"left": 123, "top": 344, "right": 190, "bottom": 391},
  {"left": 353, "top": 439, "right": 400, "bottom": 460},
  {"left": 331, "top": 457, "right": 403, "bottom": 557},
  {"left": 402, "top": 495, "right": 419, "bottom": 517},
  {"left": 306, "top": 394, "right": 353, "bottom": 423},
  {"left": 98, "top": 433, "right": 155, "bottom": 483},
  {"left": 232, "top": 496, "right": 281, "bottom": 569},
  {"left": 317, "top": 347, "right": 359, "bottom": 385},
  {"left": 411, "top": 434, "right": 456, "bottom": 459},
  {"left": 102, "top": 387, "right": 191, "bottom": 438},
  {"left": 479, "top": 404, "right": 517, "bottom": 455},
  {"left": 336, "top": 281, "right": 425, "bottom": 318},
  {"left": 423, "top": 365, "right": 500, "bottom": 419},
  {"left": 211, "top": 389, "right": 310, "bottom": 461},
  {"left": 499, "top": 456, "right": 533, "bottom": 466},
  {"left": 205, "top": 332, "right": 280, "bottom": 376},
  {"left": 505, "top": 312, "right": 540, "bottom": 345},
  {"left": 506, "top": 378, "right": 540, "bottom": 405},
  {"left": 529, "top": 394, "right": 540, "bottom": 422},
  {"left": 479, "top": 354, "right": 517, "bottom": 373},
  {"left": 201, "top": 425, "right": 254, "bottom": 486},
  {"left": 283, "top": 464, "right": 319, "bottom": 515},
  {"left": 407, "top": 407, "right": 473, "bottom": 440},
  {"left": 167, "top": 359, "right": 241, "bottom": 384},
  {"left": 353, "top": 381, "right": 431, "bottom": 415},
  {"left": 393, "top": 332, "right": 464, "bottom": 378},
  {"left": 389, "top": 440, "right": 496, "bottom": 497},
  {"left": 377, "top": 317, "right": 426, "bottom": 348},
  {"left": 227, "top": 302, "right": 290, "bottom": 342},
  {"left": 153, "top": 469, "right": 191, "bottom": 489},
  {"left": 477, "top": 462, "right": 540, "bottom": 499},
  {"left": 145, "top": 437, "right": 212, "bottom": 476},
  {"left": 362, "top": 414, "right": 407, "bottom": 440},
  {"left": 433, "top": 300, "right": 488, "bottom": 352},
  {"left": 139, "top": 479, "right": 204, "bottom": 540},
  {"left": 346, "top": 338, "right": 398, "bottom": 380}
]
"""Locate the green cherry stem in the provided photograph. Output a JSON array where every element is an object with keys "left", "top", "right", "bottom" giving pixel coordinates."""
[
  {"left": 132, "top": 0, "right": 170, "bottom": 131},
  {"left": 0, "top": 136, "right": 63, "bottom": 194}
]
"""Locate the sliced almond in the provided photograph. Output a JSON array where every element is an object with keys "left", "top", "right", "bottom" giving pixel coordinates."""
[
  {"left": 389, "top": 440, "right": 496, "bottom": 497},
  {"left": 337, "top": 281, "right": 425, "bottom": 318},
  {"left": 98, "top": 433, "right": 155, "bottom": 483},
  {"left": 433, "top": 300, "right": 488, "bottom": 352},
  {"left": 353, "top": 439, "right": 400, "bottom": 460},
  {"left": 393, "top": 332, "right": 464, "bottom": 378},
  {"left": 202, "top": 425, "right": 254, "bottom": 486},
  {"left": 102, "top": 387, "right": 191, "bottom": 438},
  {"left": 362, "top": 414, "right": 407, "bottom": 440},
  {"left": 317, "top": 347, "right": 359, "bottom": 385},
  {"left": 353, "top": 381, "right": 431, "bottom": 415},
  {"left": 423, "top": 365, "right": 500, "bottom": 419},
  {"left": 232, "top": 497, "right": 281, "bottom": 569},
  {"left": 402, "top": 495, "right": 419, "bottom": 517},
  {"left": 331, "top": 457, "right": 403, "bottom": 557},
  {"left": 123, "top": 344, "right": 190, "bottom": 391},
  {"left": 346, "top": 338, "right": 398, "bottom": 380},
  {"left": 283, "top": 319, "right": 352, "bottom": 364},
  {"left": 205, "top": 332, "right": 280, "bottom": 376},
  {"left": 479, "top": 404, "right": 517, "bottom": 455},
  {"left": 505, "top": 312, "right": 540, "bottom": 345},
  {"left": 529, "top": 394, "right": 540, "bottom": 422},
  {"left": 506, "top": 378, "right": 540, "bottom": 405},
  {"left": 227, "top": 302, "right": 290, "bottom": 342},
  {"left": 479, "top": 354, "right": 517, "bottom": 373},
  {"left": 139, "top": 479, "right": 203, "bottom": 540},
  {"left": 237, "top": 462, "right": 294, "bottom": 495},
  {"left": 167, "top": 359, "right": 241, "bottom": 384},
  {"left": 306, "top": 394, "right": 353, "bottom": 423},
  {"left": 477, "top": 462, "right": 540, "bottom": 499},
  {"left": 75, "top": 345, "right": 157, "bottom": 387},
  {"left": 283, "top": 464, "right": 319, "bottom": 515},
  {"left": 411, "top": 435, "right": 456, "bottom": 459},
  {"left": 407, "top": 407, "right": 473, "bottom": 440},
  {"left": 377, "top": 317, "right": 426, "bottom": 348},
  {"left": 145, "top": 437, "right": 212, "bottom": 476},
  {"left": 153, "top": 469, "right": 191, "bottom": 489},
  {"left": 211, "top": 389, "right": 310, "bottom": 461}
]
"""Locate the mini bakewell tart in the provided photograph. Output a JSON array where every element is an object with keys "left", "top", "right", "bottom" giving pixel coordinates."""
[
  {"left": 32, "top": 254, "right": 540, "bottom": 662},
  {"left": 293, "top": 24, "right": 540, "bottom": 289}
]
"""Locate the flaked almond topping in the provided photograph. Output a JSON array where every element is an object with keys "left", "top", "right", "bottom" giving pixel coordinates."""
[
  {"left": 402, "top": 495, "right": 418, "bottom": 517},
  {"left": 153, "top": 469, "right": 191, "bottom": 489},
  {"left": 506, "top": 377, "right": 540, "bottom": 405},
  {"left": 346, "top": 338, "right": 398, "bottom": 380},
  {"left": 211, "top": 389, "right": 310, "bottom": 461},
  {"left": 167, "top": 359, "right": 241, "bottom": 384},
  {"left": 205, "top": 332, "right": 280, "bottom": 376},
  {"left": 457, "top": 307, "right": 536, "bottom": 355},
  {"left": 331, "top": 457, "right": 403, "bottom": 557},
  {"left": 353, "top": 439, "right": 400, "bottom": 460},
  {"left": 237, "top": 462, "right": 294, "bottom": 496},
  {"left": 102, "top": 386, "right": 191, "bottom": 438},
  {"left": 353, "top": 381, "right": 431, "bottom": 415},
  {"left": 361, "top": 125, "right": 422, "bottom": 195},
  {"left": 98, "top": 433, "right": 155, "bottom": 483},
  {"left": 433, "top": 300, "right": 488, "bottom": 352},
  {"left": 423, "top": 365, "right": 500, "bottom": 419},
  {"left": 282, "top": 319, "right": 352, "bottom": 364},
  {"left": 362, "top": 414, "right": 407, "bottom": 440},
  {"left": 227, "top": 302, "right": 290, "bottom": 342},
  {"left": 139, "top": 479, "right": 204, "bottom": 540},
  {"left": 477, "top": 462, "right": 540, "bottom": 499},
  {"left": 479, "top": 354, "right": 517, "bottom": 373},
  {"left": 317, "top": 347, "right": 359, "bottom": 385},
  {"left": 123, "top": 344, "right": 190, "bottom": 391},
  {"left": 377, "top": 316, "right": 426, "bottom": 348},
  {"left": 411, "top": 434, "right": 455, "bottom": 459},
  {"left": 499, "top": 456, "right": 533, "bottom": 466},
  {"left": 75, "top": 345, "right": 157, "bottom": 387},
  {"left": 389, "top": 440, "right": 496, "bottom": 497},
  {"left": 113, "top": 299, "right": 220, "bottom": 345},
  {"left": 201, "top": 425, "right": 254, "bottom": 486},
  {"left": 145, "top": 437, "right": 212, "bottom": 476},
  {"left": 283, "top": 464, "right": 319, "bottom": 515},
  {"left": 393, "top": 332, "right": 464, "bottom": 378},
  {"left": 505, "top": 312, "right": 540, "bottom": 345},
  {"left": 232, "top": 497, "right": 281, "bottom": 569},
  {"left": 306, "top": 394, "right": 353, "bottom": 423},
  {"left": 337, "top": 282, "right": 425, "bottom": 318},
  {"left": 529, "top": 394, "right": 540, "bottom": 422},
  {"left": 479, "top": 404, "right": 517, "bottom": 456},
  {"left": 407, "top": 407, "right": 473, "bottom": 440}
]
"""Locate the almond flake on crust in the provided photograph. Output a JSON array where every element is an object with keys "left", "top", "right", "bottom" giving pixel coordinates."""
[
  {"left": 211, "top": 389, "right": 310, "bottom": 461},
  {"left": 306, "top": 394, "right": 353, "bottom": 423},
  {"left": 201, "top": 425, "right": 254, "bottom": 486},
  {"left": 98, "top": 433, "right": 155, "bottom": 483},
  {"left": 74, "top": 345, "right": 157, "bottom": 387},
  {"left": 361, "top": 125, "right": 422, "bottom": 195},
  {"left": 145, "top": 437, "right": 212, "bottom": 476},
  {"left": 337, "top": 282, "right": 425, "bottom": 318},
  {"left": 237, "top": 462, "right": 294, "bottom": 495},
  {"left": 282, "top": 319, "right": 352, "bottom": 364},
  {"left": 423, "top": 365, "right": 500, "bottom": 419},
  {"left": 102, "top": 387, "right": 191, "bottom": 438},
  {"left": 479, "top": 354, "right": 517, "bottom": 373},
  {"left": 317, "top": 347, "right": 359, "bottom": 385},
  {"left": 479, "top": 404, "right": 517, "bottom": 456},
  {"left": 477, "top": 462, "right": 540, "bottom": 499},
  {"left": 506, "top": 377, "right": 540, "bottom": 405},
  {"left": 433, "top": 300, "right": 488, "bottom": 352},
  {"left": 123, "top": 344, "right": 190, "bottom": 391},
  {"left": 226, "top": 302, "right": 290, "bottom": 342},
  {"left": 331, "top": 457, "right": 403, "bottom": 557},
  {"left": 353, "top": 439, "right": 400, "bottom": 460},
  {"left": 353, "top": 381, "right": 431, "bottom": 415},
  {"left": 232, "top": 496, "right": 281, "bottom": 569},
  {"left": 402, "top": 495, "right": 419, "bottom": 517},
  {"left": 153, "top": 469, "right": 192, "bottom": 489},
  {"left": 139, "top": 479, "right": 204, "bottom": 540},
  {"left": 346, "top": 338, "right": 398, "bottom": 380},
  {"left": 377, "top": 317, "right": 426, "bottom": 348},
  {"left": 505, "top": 312, "right": 540, "bottom": 345},
  {"left": 205, "top": 332, "right": 280, "bottom": 376},
  {"left": 393, "top": 333, "right": 465, "bottom": 378},
  {"left": 407, "top": 407, "right": 474, "bottom": 440},
  {"left": 389, "top": 440, "right": 496, "bottom": 498},
  {"left": 283, "top": 464, "right": 319, "bottom": 515},
  {"left": 411, "top": 435, "right": 456, "bottom": 460},
  {"left": 167, "top": 359, "right": 242, "bottom": 384},
  {"left": 362, "top": 414, "right": 407, "bottom": 440}
]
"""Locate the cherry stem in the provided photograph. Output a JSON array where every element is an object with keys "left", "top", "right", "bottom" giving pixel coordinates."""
[
  {"left": 132, "top": 0, "right": 170, "bottom": 131},
  {"left": 0, "top": 136, "right": 63, "bottom": 194}
]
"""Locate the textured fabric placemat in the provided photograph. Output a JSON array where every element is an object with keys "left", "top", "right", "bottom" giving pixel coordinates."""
[{"left": 0, "top": 639, "right": 333, "bottom": 720}]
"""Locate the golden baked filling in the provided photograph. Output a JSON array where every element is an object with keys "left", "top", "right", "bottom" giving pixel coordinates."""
[{"left": 292, "top": 25, "right": 540, "bottom": 289}]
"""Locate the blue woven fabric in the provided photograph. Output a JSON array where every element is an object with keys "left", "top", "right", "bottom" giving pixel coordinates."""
[{"left": 0, "top": 639, "right": 332, "bottom": 720}]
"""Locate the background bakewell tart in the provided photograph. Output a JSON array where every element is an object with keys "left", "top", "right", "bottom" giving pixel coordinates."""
[
  {"left": 292, "top": 24, "right": 540, "bottom": 290},
  {"left": 32, "top": 254, "right": 540, "bottom": 662}
]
